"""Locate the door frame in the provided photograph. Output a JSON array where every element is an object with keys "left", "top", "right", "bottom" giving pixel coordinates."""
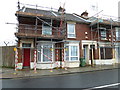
[{"left": 83, "top": 45, "right": 89, "bottom": 63}]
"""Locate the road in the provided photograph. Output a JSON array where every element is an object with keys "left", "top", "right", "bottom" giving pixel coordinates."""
[{"left": 1, "top": 68, "right": 120, "bottom": 89}]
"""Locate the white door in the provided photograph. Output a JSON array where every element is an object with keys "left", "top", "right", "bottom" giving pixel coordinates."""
[{"left": 83, "top": 45, "right": 89, "bottom": 63}]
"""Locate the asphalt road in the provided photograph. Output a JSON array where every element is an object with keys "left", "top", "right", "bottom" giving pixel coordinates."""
[{"left": 1, "top": 68, "right": 120, "bottom": 89}]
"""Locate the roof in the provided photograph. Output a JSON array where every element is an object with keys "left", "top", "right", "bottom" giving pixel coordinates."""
[
  {"left": 16, "top": 7, "right": 120, "bottom": 26},
  {"left": 16, "top": 7, "right": 90, "bottom": 24}
]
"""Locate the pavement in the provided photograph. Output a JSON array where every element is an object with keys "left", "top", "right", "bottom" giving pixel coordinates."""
[{"left": 0, "top": 64, "right": 120, "bottom": 79}]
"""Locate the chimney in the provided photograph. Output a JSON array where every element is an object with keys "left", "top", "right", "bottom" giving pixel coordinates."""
[
  {"left": 58, "top": 6, "right": 65, "bottom": 13},
  {"left": 81, "top": 11, "right": 89, "bottom": 19}
]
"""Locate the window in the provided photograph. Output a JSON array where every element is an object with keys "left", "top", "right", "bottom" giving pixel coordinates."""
[
  {"left": 42, "top": 20, "right": 52, "bottom": 35},
  {"left": 118, "top": 47, "right": 120, "bottom": 58},
  {"left": 116, "top": 28, "right": 120, "bottom": 41},
  {"left": 22, "top": 43, "right": 31, "bottom": 48},
  {"left": 67, "top": 24, "right": 76, "bottom": 38},
  {"left": 65, "top": 44, "right": 79, "bottom": 61},
  {"left": 37, "top": 44, "right": 53, "bottom": 62},
  {"left": 100, "top": 47, "right": 112, "bottom": 59},
  {"left": 100, "top": 28, "right": 107, "bottom": 40}
]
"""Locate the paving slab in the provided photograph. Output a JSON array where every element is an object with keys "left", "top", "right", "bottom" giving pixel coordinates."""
[{"left": 0, "top": 64, "right": 120, "bottom": 79}]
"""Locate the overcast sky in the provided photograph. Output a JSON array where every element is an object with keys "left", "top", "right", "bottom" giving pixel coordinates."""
[{"left": 0, "top": 0, "right": 119, "bottom": 46}]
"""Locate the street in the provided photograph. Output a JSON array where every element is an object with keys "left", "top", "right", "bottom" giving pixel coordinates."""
[{"left": 1, "top": 68, "right": 120, "bottom": 89}]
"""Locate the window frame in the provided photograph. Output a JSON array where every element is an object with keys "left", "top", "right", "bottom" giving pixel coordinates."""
[
  {"left": 22, "top": 43, "right": 31, "bottom": 48},
  {"left": 116, "top": 27, "right": 120, "bottom": 41},
  {"left": 37, "top": 43, "right": 54, "bottom": 63},
  {"left": 42, "top": 20, "right": 52, "bottom": 35},
  {"left": 65, "top": 43, "right": 79, "bottom": 61},
  {"left": 100, "top": 27, "right": 107, "bottom": 40},
  {"left": 67, "top": 23, "right": 76, "bottom": 38},
  {"left": 100, "top": 47, "right": 113, "bottom": 59}
]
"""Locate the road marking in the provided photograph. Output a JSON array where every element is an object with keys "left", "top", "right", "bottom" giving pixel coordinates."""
[{"left": 84, "top": 83, "right": 120, "bottom": 90}]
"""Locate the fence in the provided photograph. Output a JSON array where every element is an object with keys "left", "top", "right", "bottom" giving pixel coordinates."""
[{"left": 0, "top": 46, "right": 15, "bottom": 67}]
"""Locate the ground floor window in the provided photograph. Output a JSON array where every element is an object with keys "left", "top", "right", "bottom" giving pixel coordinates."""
[
  {"left": 65, "top": 44, "right": 79, "bottom": 61},
  {"left": 37, "top": 43, "right": 53, "bottom": 62},
  {"left": 100, "top": 47, "right": 113, "bottom": 59}
]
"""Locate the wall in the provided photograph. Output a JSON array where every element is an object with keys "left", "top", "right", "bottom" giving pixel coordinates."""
[
  {"left": 66, "top": 23, "right": 91, "bottom": 41},
  {"left": 1, "top": 46, "right": 15, "bottom": 67},
  {"left": 0, "top": 47, "right": 2, "bottom": 66},
  {"left": 31, "top": 61, "right": 80, "bottom": 69},
  {"left": 89, "top": 59, "right": 116, "bottom": 65}
]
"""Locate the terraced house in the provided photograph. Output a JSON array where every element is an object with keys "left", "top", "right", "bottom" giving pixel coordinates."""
[{"left": 15, "top": 5, "right": 120, "bottom": 69}]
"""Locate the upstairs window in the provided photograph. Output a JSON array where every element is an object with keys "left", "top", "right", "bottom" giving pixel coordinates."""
[
  {"left": 67, "top": 23, "right": 76, "bottom": 38},
  {"left": 42, "top": 20, "right": 52, "bottom": 35},
  {"left": 116, "top": 28, "right": 120, "bottom": 41},
  {"left": 100, "top": 28, "right": 107, "bottom": 40}
]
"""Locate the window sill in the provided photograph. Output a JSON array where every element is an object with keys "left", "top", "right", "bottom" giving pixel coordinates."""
[
  {"left": 67, "top": 37, "right": 76, "bottom": 39},
  {"left": 65, "top": 60, "right": 80, "bottom": 63},
  {"left": 101, "top": 38, "right": 108, "bottom": 40},
  {"left": 37, "top": 62, "right": 53, "bottom": 64}
]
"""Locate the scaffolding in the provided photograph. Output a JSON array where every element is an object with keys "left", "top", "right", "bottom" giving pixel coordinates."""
[
  {"left": 15, "top": 1, "right": 67, "bottom": 71},
  {"left": 90, "top": 12, "right": 119, "bottom": 66}
]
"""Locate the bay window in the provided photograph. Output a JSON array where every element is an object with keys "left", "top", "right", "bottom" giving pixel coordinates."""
[
  {"left": 65, "top": 44, "right": 79, "bottom": 61},
  {"left": 37, "top": 43, "right": 53, "bottom": 62}
]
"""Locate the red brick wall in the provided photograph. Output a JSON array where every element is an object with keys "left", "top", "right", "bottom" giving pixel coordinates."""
[
  {"left": 66, "top": 23, "right": 91, "bottom": 41},
  {"left": 66, "top": 23, "right": 91, "bottom": 58}
]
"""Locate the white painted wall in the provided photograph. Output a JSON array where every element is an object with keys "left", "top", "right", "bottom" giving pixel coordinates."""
[
  {"left": 16, "top": 63, "right": 23, "bottom": 69},
  {"left": 33, "top": 62, "right": 61, "bottom": 69},
  {"left": 65, "top": 61, "right": 80, "bottom": 68},
  {"left": 36, "top": 63, "right": 54, "bottom": 69},
  {"left": 30, "top": 61, "right": 80, "bottom": 69},
  {"left": 20, "top": 39, "right": 34, "bottom": 48},
  {"left": 89, "top": 59, "right": 116, "bottom": 65}
]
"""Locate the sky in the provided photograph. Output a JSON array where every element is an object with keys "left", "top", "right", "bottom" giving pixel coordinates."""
[{"left": 0, "top": 0, "right": 119, "bottom": 46}]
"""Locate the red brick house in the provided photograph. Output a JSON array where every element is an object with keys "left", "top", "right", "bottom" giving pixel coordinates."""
[
  {"left": 15, "top": 6, "right": 120, "bottom": 69},
  {"left": 89, "top": 17, "right": 120, "bottom": 65}
]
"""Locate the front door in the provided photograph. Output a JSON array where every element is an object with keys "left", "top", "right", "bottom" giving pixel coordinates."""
[{"left": 23, "top": 49, "right": 30, "bottom": 67}]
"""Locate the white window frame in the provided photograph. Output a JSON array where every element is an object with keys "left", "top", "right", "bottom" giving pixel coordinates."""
[
  {"left": 65, "top": 43, "right": 79, "bottom": 61},
  {"left": 37, "top": 43, "right": 54, "bottom": 63},
  {"left": 116, "top": 30, "right": 119, "bottom": 40},
  {"left": 100, "top": 27, "right": 107, "bottom": 40},
  {"left": 67, "top": 23, "right": 76, "bottom": 38},
  {"left": 116, "top": 27, "right": 120, "bottom": 41}
]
